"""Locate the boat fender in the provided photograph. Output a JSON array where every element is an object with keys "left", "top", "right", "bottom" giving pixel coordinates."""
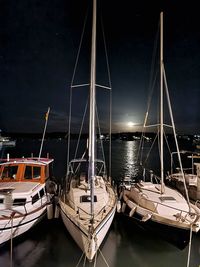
[
  {"left": 141, "top": 213, "right": 152, "bottom": 222},
  {"left": 53, "top": 196, "right": 59, "bottom": 205},
  {"left": 119, "top": 190, "right": 124, "bottom": 200},
  {"left": 54, "top": 204, "right": 60, "bottom": 219},
  {"left": 47, "top": 203, "right": 54, "bottom": 220},
  {"left": 129, "top": 207, "right": 136, "bottom": 217},
  {"left": 121, "top": 202, "right": 126, "bottom": 213},
  {"left": 46, "top": 180, "right": 57, "bottom": 195},
  {"left": 117, "top": 200, "right": 121, "bottom": 213},
  {"left": 4, "top": 194, "right": 13, "bottom": 209}
]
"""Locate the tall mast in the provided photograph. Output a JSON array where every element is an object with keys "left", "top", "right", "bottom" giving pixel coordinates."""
[
  {"left": 88, "top": 0, "right": 97, "bottom": 218},
  {"left": 160, "top": 12, "right": 164, "bottom": 193}
]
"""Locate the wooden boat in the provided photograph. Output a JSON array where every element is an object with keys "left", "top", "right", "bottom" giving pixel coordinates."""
[
  {"left": 58, "top": 0, "right": 117, "bottom": 262},
  {"left": 0, "top": 156, "right": 56, "bottom": 245},
  {"left": 119, "top": 12, "right": 200, "bottom": 249}
]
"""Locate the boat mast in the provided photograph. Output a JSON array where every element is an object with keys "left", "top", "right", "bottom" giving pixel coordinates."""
[
  {"left": 160, "top": 12, "right": 164, "bottom": 194},
  {"left": 38, "top": 107, "right": 50, "bottom": 160},
  {"left": 88, "top": 0, "right": 97, "bottom": 219}
]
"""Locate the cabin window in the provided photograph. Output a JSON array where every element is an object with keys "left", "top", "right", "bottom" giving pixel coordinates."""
[
  {"left": 13, "top": 198, "right": 26, "bottom": 206},
  {"left": 159, "top": 196, "right": 176, "bottom": 202},
  {"left": 32, "top": 193, "right": 39, "bottom": 204},
  {"left": 45, "top": 166, "right": 49, "bottom": 178},
  {"left": 0, "top": 198, "right": 3, "bottom": 204},
  {"left": 24, "top": 166, "right": 41, "bottom": 179},
  {"left": 80, "top": 195, "right": 97, "bottom": 203},
  {"left": 1, "top": 165, "right": 18, "bottom": 179},
  {"left": 39, "top": 188, "right": 45, "bottom": 198}
]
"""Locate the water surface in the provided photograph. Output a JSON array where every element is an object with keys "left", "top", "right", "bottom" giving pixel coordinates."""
[{"left": 0, "top": 139, "right": 199, "bottom": 267}]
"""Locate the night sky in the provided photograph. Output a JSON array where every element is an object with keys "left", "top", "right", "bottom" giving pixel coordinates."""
[{"left": 0, "top": 0, "right": 200, "bottom": 134}]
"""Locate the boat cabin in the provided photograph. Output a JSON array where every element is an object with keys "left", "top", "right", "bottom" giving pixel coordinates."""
[{"left": 0, "top": 158, "right": 54, "bottom": 184}]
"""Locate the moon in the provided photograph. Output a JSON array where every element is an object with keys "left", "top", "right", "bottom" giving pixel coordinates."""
[{"left": 127, "top": 122, "right": 135, "bottom": 127}]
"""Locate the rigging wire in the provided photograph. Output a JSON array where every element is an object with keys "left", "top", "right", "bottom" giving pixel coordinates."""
[
  {"left": 66, "top": 8, "right": 89, "bottom": 177},
  {"left": 100, "top": 14, "right": 112, "bottom": 180},
  {"left": 98, "top": 248, "right": 110, "bottom": 267},
  {"left": 137, "top": 20, "right": 159, "bottom": 166},
  {"left": 38, "top": 107, "right": 50, "bottom": 159},
  {"left": 66, "top": 3, "right": 112, "bottom": 179},
  {"left": 96, "top": 105, "right": 107, "bottom": 174},
  {"left": 163, "top": 65, "right": 191, "bottom": 208},
  {"left": 143, "top": 132, "right": 159, "bottom": 167},
  {"left": 75, "top": 252, "right": 85, "bottom": 267},
  {"left": 74, "top": 97, "right": 89, "bottom": 161}
]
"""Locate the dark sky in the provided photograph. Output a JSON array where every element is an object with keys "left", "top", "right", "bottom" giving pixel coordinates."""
[{"left": 0, "top": 0, "right": 200, "bottom": 134}]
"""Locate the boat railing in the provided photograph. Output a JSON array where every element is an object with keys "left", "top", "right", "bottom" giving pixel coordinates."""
[
  {"left": 77, "top": 204, "right": 107, "bottom": 220},
  {"left": 152, "top": 174, "right": 161, "bottom": 184},
  {"left": 142, "top": 169, "right": 161, "bottom": 184},
  {"left": 137, "top": 193, "right": 199, "bottom": 220},
  {"left": 93, "top": 205, "right": 107, "bottom": 220},
  {"left": 77, "top": 205, "right": 91, "bottom": 217},
  {"left": 0, "top": 194, "right": 49, "bottom": 216}
]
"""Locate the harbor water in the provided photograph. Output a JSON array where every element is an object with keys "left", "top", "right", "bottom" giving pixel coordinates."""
[{"left": 0, "top": 139, "right": 200, "bottom": 267}]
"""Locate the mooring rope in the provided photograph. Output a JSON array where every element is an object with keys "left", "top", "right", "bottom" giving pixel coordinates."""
[
  {"left": 10, "top": 212, "right": 14, "bottom": 267},
  {"left": 186, "top": 224, "right": 193, "bottom": 267},
  {"left": 98, "top": 248, "right": 109, "bottom": 267},
  {"left": 75, "top": 252, "right": 85, "bottom": 267}
]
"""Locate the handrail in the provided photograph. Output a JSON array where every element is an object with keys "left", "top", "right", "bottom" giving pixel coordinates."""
[
  {"left": 75, "top": 191, "right": 115, "bottom": 219},
  {"left": 77, "top": 204, "right": 106, "bottom": 218},
  {"left": 136, "top": 191, "right": 198, "bottom": 217},
  {"left": 0, "top": 194, "right": 50, "bottom": 216},
  {"left": 132, "top": 193, "right": 200, "bottom": 225}
]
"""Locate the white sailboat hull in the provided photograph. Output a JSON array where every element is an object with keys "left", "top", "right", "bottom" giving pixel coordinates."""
[
  {"left": 59, "top": 178, "right": 117, "bottom": 261},
  {"left": 60, "top": 201, "right": 116, "bottom": 261}
]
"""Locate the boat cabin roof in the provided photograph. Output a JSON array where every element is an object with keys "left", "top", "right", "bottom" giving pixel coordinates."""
[
  {"left": 0, "top": 157, "right": 53, "bottom": 183},
  {"left": 0, "top": 157, "right": 54, "bottom": 166}
]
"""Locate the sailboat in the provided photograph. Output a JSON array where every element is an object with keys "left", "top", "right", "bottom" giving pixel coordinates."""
[
  {"left": 58, "top": 0, "right": 117, "bottom": 262},
  {"left": 119, "top": 12, "right": 200, "bottom": 249}
]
